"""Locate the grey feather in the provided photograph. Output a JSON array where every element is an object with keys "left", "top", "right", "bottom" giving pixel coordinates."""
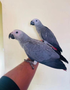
[
  {"left": 9, "top": 29, "right": 67, "bottom": 70},
  {"left": 30, "top": 19, "right": 62, "bottom": 52},
  {"left": 30, "top": 19, "right": 69, "bottom": 64}
]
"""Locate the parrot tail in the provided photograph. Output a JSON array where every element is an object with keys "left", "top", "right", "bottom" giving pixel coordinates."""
[
  {"left": 52, "top": 48, "right": 68, "bottom": 64},
  {"left": 41, "top": 59, "right": 67, "bottom": 70},
  {"left": 60, "top": 54, "right": 69, "bottom": 64}
]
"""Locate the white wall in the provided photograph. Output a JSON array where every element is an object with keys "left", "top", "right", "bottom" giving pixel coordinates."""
[
  {"left": 1, "top": 0, "right": 70, "bottom": 90},
  {"left": 0, "top": 2, "right": 5, "bottom": 77}
]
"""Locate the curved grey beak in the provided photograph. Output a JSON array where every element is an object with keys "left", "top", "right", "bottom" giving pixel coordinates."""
[
  {"left": 30, "top": 21, "right": 35, "bottom": 25},
  {"left": 9, "top": 33, "right": 15, "bottom": 39}
]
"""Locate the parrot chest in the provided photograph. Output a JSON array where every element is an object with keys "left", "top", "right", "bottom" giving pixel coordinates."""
[{"left": 36, "top": 27, "right": 42, "bottom": 37}]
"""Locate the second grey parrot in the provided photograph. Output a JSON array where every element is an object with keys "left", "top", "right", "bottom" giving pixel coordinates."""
[
  {"left": 30, "top": 18, "right": 68, "bottom": 63},
  {"left": 9, "top": 29, "right": 67, "bottom": 70}
]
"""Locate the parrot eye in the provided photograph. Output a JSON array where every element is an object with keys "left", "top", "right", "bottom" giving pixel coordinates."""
[
  {"left": 36, "top": 20, "right": 38, "bottom": 22},
  {"left": 16, "top": 31, "right": 18, "bottom": 34}
]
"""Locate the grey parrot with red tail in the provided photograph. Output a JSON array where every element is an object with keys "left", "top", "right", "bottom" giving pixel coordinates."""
[
  {"left": 9, "top": 29, "right": 67, "bottom": 70},
  {"left": 30, "top": 18, "right": 68, "bottom": 64}
]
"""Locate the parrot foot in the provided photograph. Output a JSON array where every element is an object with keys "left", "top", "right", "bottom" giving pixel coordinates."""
[{"left": 24, "top": 59, "right": 34, "bottom": 69}]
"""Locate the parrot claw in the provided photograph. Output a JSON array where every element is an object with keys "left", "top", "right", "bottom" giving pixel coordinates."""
[{"left": 24, "top": 59, "right": 34, "bottom": 69}]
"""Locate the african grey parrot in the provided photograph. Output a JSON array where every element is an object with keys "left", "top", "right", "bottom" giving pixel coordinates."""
[
  {"left": 30, "top": 18, "right": 68, "bottom": 64},
  {"left": 9, "top": 29, "right": 67, "bottom": 70}
]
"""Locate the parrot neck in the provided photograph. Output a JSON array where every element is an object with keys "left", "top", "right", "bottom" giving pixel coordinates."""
[
  {"left": 36, "top": 24, "right": 44, "bottom": 35},
  {"left": 18, "top": 36, "right": 32, "bottom": 47},
  {"left": 35, "top": 22, "right": 43, "bottom": 28}
]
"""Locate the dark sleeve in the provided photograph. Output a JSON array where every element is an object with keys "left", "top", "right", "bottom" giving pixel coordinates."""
[{"left": 0, "top": 76, "right": 20, "bottom": 90}]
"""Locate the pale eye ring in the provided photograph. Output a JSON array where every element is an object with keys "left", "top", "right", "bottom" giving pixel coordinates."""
[
  {"left": 36, "top": 20, "right": 37, "bottom": 22},
  {"left": 16, "top": 31, "right": 18, "bottom": 34}
]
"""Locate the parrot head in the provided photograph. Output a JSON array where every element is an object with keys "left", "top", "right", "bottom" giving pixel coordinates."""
[
  {"left": 30, "top": 18, "right": 42, "bottom": 26},
  {"left": 9, "top": 29, "right": 26, "bottom": 40},
  {"left": 9, "top": 29, "right": 23, "bottom": 40},
  {"left": 9, "top": 29, "right": 31, "bottom": 43}
]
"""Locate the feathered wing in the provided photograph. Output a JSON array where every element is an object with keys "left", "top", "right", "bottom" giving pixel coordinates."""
[
  {"left": 24, "top": 40, "right": 67, "bottom": 70},
  {"left": 41, "top": 26, "right": 62, "bottom": 52},
  {"left": 40, "top": 59, "right": 67, "bottom": 70}
]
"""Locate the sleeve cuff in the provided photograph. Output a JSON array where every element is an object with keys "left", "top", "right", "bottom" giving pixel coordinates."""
[{"left": 0, "top": 76, "right": 20, "bottom": 90}]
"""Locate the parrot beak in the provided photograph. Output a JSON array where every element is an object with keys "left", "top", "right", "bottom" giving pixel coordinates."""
[
  {"left": 9, "top": 33, "right": 15, "bottom": 39},
  {"left": 30, "top": 21, "right": 35, "bottom": 25}
]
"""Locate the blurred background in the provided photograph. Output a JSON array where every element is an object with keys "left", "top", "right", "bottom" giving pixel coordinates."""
[{"left": 0, "top": 0, "right": 70, "bottom": 90}]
